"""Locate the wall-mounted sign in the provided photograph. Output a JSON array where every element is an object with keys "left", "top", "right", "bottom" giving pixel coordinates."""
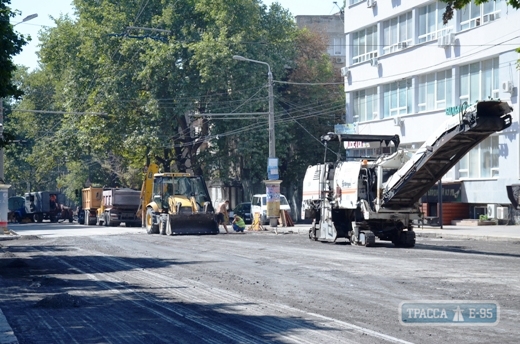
[
  {"left": 445, "top": 102, "right": 468, "bottom": 116},
  {"left": 421, "top": 182, "right": 462, "bottom": 203}
]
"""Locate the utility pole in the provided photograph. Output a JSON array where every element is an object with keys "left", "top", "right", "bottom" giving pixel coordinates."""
[
  {"left": 0, "top": 98, "right": 9, "bottom": 234},
  {"left": 0, "top": 13, "right": 39, "bottom": 234},
  {"left": 233, "top": 55, "right": 281, "bottom": 230},
  {"left": 0, "top": 98, "right": 4, "bottom": 182}
]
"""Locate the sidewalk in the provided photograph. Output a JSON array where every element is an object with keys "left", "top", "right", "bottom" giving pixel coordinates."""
[{"left": 256, "top": 223, "right": 520, "bottom": 242}]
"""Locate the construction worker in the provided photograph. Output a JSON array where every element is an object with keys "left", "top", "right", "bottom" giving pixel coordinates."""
[
  {"left": 216, "top": 200, "right": 230, "bottom": 233},
  {"left": 232, "top": 214, "right": 246, "bottom": 233}
]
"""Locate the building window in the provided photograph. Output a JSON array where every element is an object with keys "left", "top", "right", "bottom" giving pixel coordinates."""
[
  {"left": 460, "top": 0, "right": 501, "bottom": 30},
  {"left": 333, "top": 37, "right": 344, "bottom": 55},
  {"left": 383, "top": 79, "right": 412, "bottom": 118},
  {"left": 459, "top": 136, "right": 499, "bottom": 179},
  {"left": 459, "top": 57, "right": 499, "bottom": 104},
  {"left": 353, "top": 88, "right": 378, "bottom": 122},
  {"left": 418, "top": 3, "right": 453, "bottom": 43},
  {"left": 382, "top": 12, "right": 412, "bottom": 55},
  {"left": 418, "top": 70, "right": 452, "bottom": 112},
  {"left": 352, "top": 25, "right": 378, "bottom": 64}
]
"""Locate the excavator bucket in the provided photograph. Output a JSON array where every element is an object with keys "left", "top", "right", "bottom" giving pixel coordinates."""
[{"left": 167, "top": 213, "right": 219, "bottom": 235}]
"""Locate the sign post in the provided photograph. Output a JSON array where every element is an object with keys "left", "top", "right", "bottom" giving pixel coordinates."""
[{"left": 0, "top": 184, "right": 11, "bottom": 234}]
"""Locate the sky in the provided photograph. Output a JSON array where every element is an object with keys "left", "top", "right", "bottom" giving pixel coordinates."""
[{"left": 10, "top": 0, "right": 342, "bottom": 71}]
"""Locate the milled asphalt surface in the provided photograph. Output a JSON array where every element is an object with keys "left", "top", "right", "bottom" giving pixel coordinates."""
[{"left": 1, "top": 221, "right": 519, "bottom": 343}]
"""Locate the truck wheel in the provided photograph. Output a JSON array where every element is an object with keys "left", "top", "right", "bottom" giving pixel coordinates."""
[
  {"left": 105, "top": 213, "right": 112, "bottom": 227},
  {"left": 34, "top": 213, "right": 43, "bottom": 223},
  {"left": 145, "top": 208, "right": 159, "bottom": 234}
]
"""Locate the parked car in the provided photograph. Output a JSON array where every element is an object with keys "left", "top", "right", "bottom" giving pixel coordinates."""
[
  {"left": 251, "top": 194, "right": 291, "bottom": 225},
  {"left": 229, "top": 202, "right": 252, "bottom": 224}
]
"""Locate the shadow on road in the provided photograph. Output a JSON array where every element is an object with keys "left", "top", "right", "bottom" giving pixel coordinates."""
[{"left": 0, "top": 242, "right": 333, "bottom": 343}]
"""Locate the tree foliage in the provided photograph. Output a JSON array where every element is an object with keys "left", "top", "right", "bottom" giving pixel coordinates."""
[
  {"left": 440, "top": 0, "right": 520, "bottom": 24},
  {"left": 0, "top": 0, "right": 29, "bottom": 99},
  {"left": 7, "top": 0, "right": 344, "bottom": 203}
]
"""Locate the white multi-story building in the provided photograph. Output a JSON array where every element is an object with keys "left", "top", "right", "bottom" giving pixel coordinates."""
[{"left": 343, "top": 0, "right": 520, "bottom": 221}]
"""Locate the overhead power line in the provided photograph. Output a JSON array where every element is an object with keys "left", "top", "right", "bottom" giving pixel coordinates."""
[{"left": 12, "top": 109, "right": 108, "bottom": 116}]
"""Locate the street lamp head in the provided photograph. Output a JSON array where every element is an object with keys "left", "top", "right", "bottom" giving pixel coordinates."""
[
  {"left": 13, "top": 13, "right": 38, "bottom": 26},
  {"left": 22, "top": 14, "right": 38, "bottom": 22},
  {"left": 232, "top": 55, "right": 247, "bottom": 61}
]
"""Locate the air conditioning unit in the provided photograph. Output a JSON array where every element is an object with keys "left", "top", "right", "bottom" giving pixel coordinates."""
[
  {"left": 497, "top": 207, "right": 509, "bottom": 220},
  {"left": 502, "top": 80, "right": 513, "bottom": 93},
  {"left": 367, "top": 0, "right": 377, "bottom": 8},
  {"left": 397, "top": 42, "right": 408, "bottom": 50},
  {"left": 340, "top": 66, "right": 350, "bottom": 77},
  {"left": 438, "top": 33, "right": 455, "bottom": 48},
  {"left": 487, "top": 204, "right": 498, "bottom": 219},
  {"left": 334, "top": 57, "right": 344, "bottom": 64},
  {"left": 393, "top": 116, "right": 402, "bottom": 126},
  {"left": 370, "top": 57, "right": 378, "bottom": 67}
]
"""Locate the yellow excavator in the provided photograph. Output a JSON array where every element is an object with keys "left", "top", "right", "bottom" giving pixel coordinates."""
[{"left": 139, "top": 163, "right": 219, "bottom": 235}]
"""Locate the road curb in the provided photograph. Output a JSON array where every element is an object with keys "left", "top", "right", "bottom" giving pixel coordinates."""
[
  {"left": 415, "top": 232, "right": 520, "bottom": 242},
  {"left": 0, "top": 308, "right": 18, "bottom": 344},
  {"left": 0, "top": 231, "right": 19, "bottom": 241},
  {"left": 251, "top": 226, "right": 520, "bottom": 243}
]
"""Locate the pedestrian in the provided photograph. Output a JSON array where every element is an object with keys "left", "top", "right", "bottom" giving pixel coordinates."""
[
  {"left": 216, "top": 200, "right": 230, "bottom": 233},
  {"left": 232, "top": 214, "right": 246, "bottom": 233}
]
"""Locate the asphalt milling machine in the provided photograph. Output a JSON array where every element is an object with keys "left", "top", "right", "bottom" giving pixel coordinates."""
[
  {"left": 302, "top": 100, "right": 513, "bottom": 247},
  {"left": 141, "top": 163, "right": 219, "bottom": 235}
]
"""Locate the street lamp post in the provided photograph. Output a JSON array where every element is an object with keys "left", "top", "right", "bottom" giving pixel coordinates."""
[
  {"left": 0, "top": 13, "right": 38, "bottom": 235},
  {"left": 233, "top": 55, "right": 275, "bottom": 159},
  {"left": 233, "top": 55, "right": 281, "bottom": 229}
]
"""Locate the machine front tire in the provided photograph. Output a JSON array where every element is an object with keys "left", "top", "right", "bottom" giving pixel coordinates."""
[{"left": 145, "top": 208, "right": 159, "bottom": 234}]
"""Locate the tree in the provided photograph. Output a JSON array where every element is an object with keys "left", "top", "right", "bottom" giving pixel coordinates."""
[
  {"left": 8, "top": 0, "right": 343, "bottom": 205},
  {"left": 10, "top": 0, "right": 300, "bottom": 192},
  {"left": 0, "top": 0, "right": 29, "bottom": 99},
  {"left": 440, "top": 0, "right": 520, "bottom": 24}
]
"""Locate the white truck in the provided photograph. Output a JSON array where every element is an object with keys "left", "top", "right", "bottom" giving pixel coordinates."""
[
  {"left": 251, "top": 193, "right": 291, "bottom": 225},
  {"left": 301, "top": 100, "right": 512, "bottom": 247}
]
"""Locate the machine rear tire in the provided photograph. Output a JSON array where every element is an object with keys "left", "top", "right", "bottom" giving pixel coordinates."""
[
  {"left": 393, "top": 230, "right": 416, "bottom": 248},
  {"left": 145, "top": 208, "right": 159, "bottom": 234}
]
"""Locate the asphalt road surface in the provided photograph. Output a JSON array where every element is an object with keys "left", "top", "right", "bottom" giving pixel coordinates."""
[{"left": 0, "top": 223, "right": 519, "bottom": 343}]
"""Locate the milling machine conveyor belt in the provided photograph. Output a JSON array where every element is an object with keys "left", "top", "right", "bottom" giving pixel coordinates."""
[{"left": 382, "top": 101, "right": 512, "bottom": 209}]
